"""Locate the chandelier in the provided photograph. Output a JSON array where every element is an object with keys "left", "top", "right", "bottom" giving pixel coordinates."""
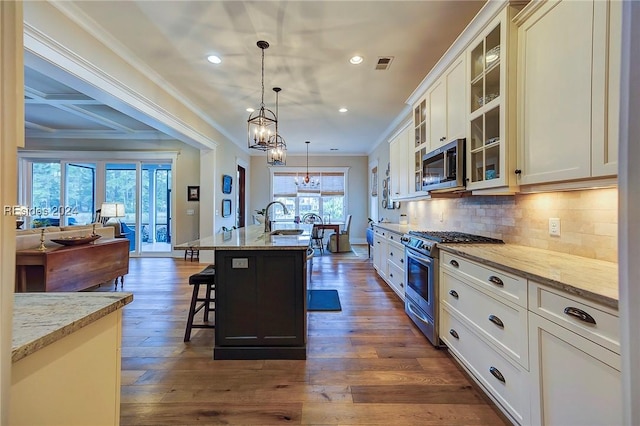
[
  {"left": 266, "top": 87, "right": 287, "bottom": 165},
  {"left": 248, "top": 40, "right": 277, "bottom": 151},
  {"left": 295, "top": 141, "right": 320, "bottom": 188}
]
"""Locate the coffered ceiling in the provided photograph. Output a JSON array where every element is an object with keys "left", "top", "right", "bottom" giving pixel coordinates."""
[{"left": 24, "top": 1, "right": 486, "bottom": 155}]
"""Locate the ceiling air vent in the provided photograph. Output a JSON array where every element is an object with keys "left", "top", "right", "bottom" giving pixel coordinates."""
[{"left": 375, "top": 56, "right": 394, "bottom": 70}]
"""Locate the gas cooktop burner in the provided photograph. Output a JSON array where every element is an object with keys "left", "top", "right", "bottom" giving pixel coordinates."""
[{"left": 408, "top": 231, "right": 504, "bottom": 244}]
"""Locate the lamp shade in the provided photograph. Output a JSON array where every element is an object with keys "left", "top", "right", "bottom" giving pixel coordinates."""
[{"left": 101, "top": 202, "right": 126, "bottom": 218}]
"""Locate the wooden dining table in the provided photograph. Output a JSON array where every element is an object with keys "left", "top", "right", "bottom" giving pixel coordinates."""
[{"left": 313, "top": 222, "right": 343, "bottom": 252}]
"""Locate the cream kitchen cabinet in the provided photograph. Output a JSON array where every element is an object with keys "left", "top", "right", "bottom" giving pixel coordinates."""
[
  {"left": 439, "top": 251, "right": 530, "bottom": 424},
  {"left": 373, "top": 227, "right": 388, "bottom": 281},
  {"left": 430, "top": 54, "right": 467, "bottom": 149},
  {"left": 466, "top": 5, "right": 520, "bottom": 194},
  {"left": 386, "top": 233, "right": 406, "bottom": 300},
  {"left": 411, "top": 96, "right": 429, "bottom": 196},
  {"left": 528, "top": 281, "right": 621, "bottom": 426},
  {"left": 515, "top": 0, "right": 620, "bottom": 188},
  {"left": 373, "top": 226, "right": 405, "bottom": 301},
  {"left": 389, "top": 122, "right": 411, "bottom": 199}
]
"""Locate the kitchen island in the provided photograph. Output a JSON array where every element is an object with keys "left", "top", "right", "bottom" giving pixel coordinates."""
[
  {"left": 175, "top": 224, "right": 312, "bottom": 360},
  {"left": 11, "top": 292, "right": 133, "bottom": 426}
]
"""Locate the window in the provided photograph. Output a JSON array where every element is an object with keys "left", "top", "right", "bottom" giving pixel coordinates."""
[{"left": 272, "top": 170, "right": 346, "bottom": 222}]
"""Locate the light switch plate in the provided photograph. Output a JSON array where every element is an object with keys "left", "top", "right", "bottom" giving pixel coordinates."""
[
  {"left": 232, "top": 258, "right": 249, "bottom": 269},
  {"left": 549, "top": 218, "right": 561, "bottom": 237}
]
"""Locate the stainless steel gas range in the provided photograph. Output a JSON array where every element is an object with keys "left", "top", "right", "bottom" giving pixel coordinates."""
[{"left": 401, "top": 231, "right": 504, "bottom": 346}]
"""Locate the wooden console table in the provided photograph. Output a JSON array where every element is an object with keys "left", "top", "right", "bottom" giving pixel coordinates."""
[{"left": 15, "top": 238, "right": 129, "bottom": 293}]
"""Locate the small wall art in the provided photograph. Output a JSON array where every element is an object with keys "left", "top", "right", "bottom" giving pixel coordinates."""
[
  {"left": 187, "top": 186, "right": 200, "bottom": 201},
  {"left": 222, "top": 199, "right": 232, "bottom": 217},
  {"left": 222, "top": 175, "right": 232, "bottom": 194}
]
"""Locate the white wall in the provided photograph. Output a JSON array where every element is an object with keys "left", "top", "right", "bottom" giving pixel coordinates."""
[
  {"left": 250, "top": 154, "right": 368, "bottom": 242},
  {"left": 0, "top": 2, "right": 22, "bottom": 422}
]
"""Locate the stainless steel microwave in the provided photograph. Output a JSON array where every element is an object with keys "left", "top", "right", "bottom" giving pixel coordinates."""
[{"left": 422, "top": 138, "right": 465, "bottom": 192}]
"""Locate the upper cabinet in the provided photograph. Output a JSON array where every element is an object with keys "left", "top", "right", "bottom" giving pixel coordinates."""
[
  {"left": 389, "top": 122, "right": 411, "bottom": 199},
  {"left": 430, "top": 54, "right": 467, "bottom": 149},
  {"left": 466, "top": 6, "right": 520, "bottom": 194},
  {"left": 515, "top": 0, "right": 620, "bottom": 188}
]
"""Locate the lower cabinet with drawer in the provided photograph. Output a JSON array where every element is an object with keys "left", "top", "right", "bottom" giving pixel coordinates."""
[
  {"left": 528, "top": 281, "right": 621, "bottom": 426},
  {"left": 373, "top": 227, "right": 405, "bottom": 301},
  {"left": 439, "top": 250, "right": 621, "bottom": 426},
  {"left": 440, "top": 252, "right": 530, "bottom": 425}
]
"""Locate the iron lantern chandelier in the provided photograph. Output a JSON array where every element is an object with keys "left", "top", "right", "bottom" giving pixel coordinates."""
[
  {"left": 248, "top": 40, "right": 277, "bottom": 151},
  {"left": 266, "top": 87, "right": 287, "bottom": 165}
]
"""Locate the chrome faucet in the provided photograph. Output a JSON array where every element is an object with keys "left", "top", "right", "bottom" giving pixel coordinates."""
[{"left": 264, "top": 201, "right": 289, "bottom": 233}]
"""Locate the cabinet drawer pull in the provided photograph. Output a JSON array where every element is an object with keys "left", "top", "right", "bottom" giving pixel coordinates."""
[
  {"left": 400, "top": 258, "right": 404, "bottom": 264},
  {"left": 488, "top": 314, "right": 504, "bottom": 328},
  {"left": 400, "top": 282, "right": 404, "bottom": 288},
  {"left": 450, "top": 260, "right": 459, "bottom": 268},
  {"left": 488, "top": 276, "right": 504, "bottom": 287},
  {"left": 449, "top": 329, "right": 459, "bottom": 339},
  {"left": 449, "top": 290, "right": 459, "bottom": 299},
  {"left": 489, "top": 366, "right": 506, "bottom": 383},
  {"left": 389, "top": 273, "right": 393, "bottom": 278},
  {"left": 390, "top": 252, "right": 394, "bottom": 256},
  {"left": 563, "top": 307, "right": 597, "bottom": 325}
]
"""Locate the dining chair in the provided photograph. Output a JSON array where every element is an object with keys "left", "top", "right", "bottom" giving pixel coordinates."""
[
  {"left": 328, "top": 214, "right": 352, "bottom": 253},
  {"left": 302, "top": 213, "right": 325, "bottom": 255}
]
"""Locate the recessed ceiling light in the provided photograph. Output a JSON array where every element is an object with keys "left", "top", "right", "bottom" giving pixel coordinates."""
[
  {"left": 246, "top": 107, "right": 255, "bottom": 113},
  {"left": 207, "top": 55, "right": 222, "bottom": 64},
  {"left": 349, "top": 55, "right": 364, "bottom": 65},
  {"left": 339, "top": 107, "right": 348, "bottom": 113}
]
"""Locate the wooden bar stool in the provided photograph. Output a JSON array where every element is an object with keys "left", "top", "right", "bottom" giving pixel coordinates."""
[{"left": 184, "top": 264, "right": 216, "bottom": 342}]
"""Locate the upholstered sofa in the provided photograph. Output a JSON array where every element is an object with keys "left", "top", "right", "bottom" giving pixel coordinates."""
[{"left": 16, "top": 223, "right": 115, "bottom": 251}]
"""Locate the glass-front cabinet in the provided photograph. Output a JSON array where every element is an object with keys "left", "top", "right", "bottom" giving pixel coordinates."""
[
  {"left": 466, "top": 7, "right": 519, "bottom": 193},
  {"left": 412, "top": 97, "right": 429, "bottom": 194}
]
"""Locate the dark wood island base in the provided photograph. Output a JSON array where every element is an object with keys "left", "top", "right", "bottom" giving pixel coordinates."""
[{"left": 214, "top": 249, "right": 308, "bottom": 360}]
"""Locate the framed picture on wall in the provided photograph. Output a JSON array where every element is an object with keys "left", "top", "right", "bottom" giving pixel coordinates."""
[
  {"left": 371, "top": 166, "right": 378, "bottom": 196},
  {"left": 222, "top": 175, "right": 232, "bottom": 194},
  {"left": 222, "top": 199, "right": 232, "bottom": 217},
  {"left": 187, "top": 186, "right": 200, "bottom": 201}
]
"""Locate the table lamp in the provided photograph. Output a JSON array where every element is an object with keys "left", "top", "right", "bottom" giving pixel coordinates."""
[{"left": 100, "top": 202, "right": 126, "bottom": 225}]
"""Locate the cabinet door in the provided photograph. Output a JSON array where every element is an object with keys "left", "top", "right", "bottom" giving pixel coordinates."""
[
  {"left": 373, "top": 234, "right": 388, "bottom": 279},
  {"left": 517, "top": 0, "right": 594, "bottom": 184},
  {"left": 429, "top": 79, "right": 447, "bottom": 148},
  {"left": 446, "top": 55, "right": 466, "bottom": 141},
  {"left": 592, "top": 0, "right": 621, "bottom": 177},
  {"left": 389, "top": 126, "right": 409, "bottom": 198},
  {"left": 529, "top": 312, "right": 622, "bottom": 426}
]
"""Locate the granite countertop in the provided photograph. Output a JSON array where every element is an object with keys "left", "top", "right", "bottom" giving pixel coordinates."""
[
  {"left": 438, "top": 244, "right": 618, "bottom": 309},
  {"left": 173, "top": 224, "right": 312, "bottom": 251},
  {"left": 12, "top": 292, "right": 133, "bottom": 363},
  {"left": 372, "top": 223, "right": 411, "bottom": 235}
]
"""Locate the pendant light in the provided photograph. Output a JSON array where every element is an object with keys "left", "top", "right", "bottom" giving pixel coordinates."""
[
  {"left": 248, "top": 41, "right": 277, "bottom": 151},
  {"left": 266, "top": 87, "right": 287, "bottom": 165},
  {"left": 295, "top": 141, "right": 320, "bottom": 188}
]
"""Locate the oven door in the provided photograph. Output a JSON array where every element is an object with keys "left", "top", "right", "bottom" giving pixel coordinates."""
[{"left": 404, "top": 247, "right": 437, "bottom": 318}]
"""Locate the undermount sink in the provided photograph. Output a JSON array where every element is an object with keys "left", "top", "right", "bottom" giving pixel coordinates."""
[{"left": 270, "top": 229, "right": 304, "bottom": 236}]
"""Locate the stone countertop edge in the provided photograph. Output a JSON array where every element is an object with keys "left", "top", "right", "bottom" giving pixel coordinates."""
[
  {"left": 437, "top": 244, "right": 618, "bottom": 309},
  {"left": 173, "top": 224, "right": 313, "bottom": 251},
  {"left": 372, "top": 223, "right": 411, "bottom": 234},
  {"left": 12, "top": 292, "right": 133, "bottom": 363}
]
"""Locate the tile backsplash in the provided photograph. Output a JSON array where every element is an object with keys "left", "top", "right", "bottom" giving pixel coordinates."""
[{"left": 406, "top": 188, "right": 617, "bottom": 262}]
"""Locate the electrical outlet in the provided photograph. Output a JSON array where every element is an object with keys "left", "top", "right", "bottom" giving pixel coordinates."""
[{"left": 549, "top": 218, "right": 561, "bottom": 237}]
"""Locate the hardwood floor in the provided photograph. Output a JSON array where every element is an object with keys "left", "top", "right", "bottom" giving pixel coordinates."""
[{"left": 94, "top": 245, "right": 509, "bottom": 425}]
